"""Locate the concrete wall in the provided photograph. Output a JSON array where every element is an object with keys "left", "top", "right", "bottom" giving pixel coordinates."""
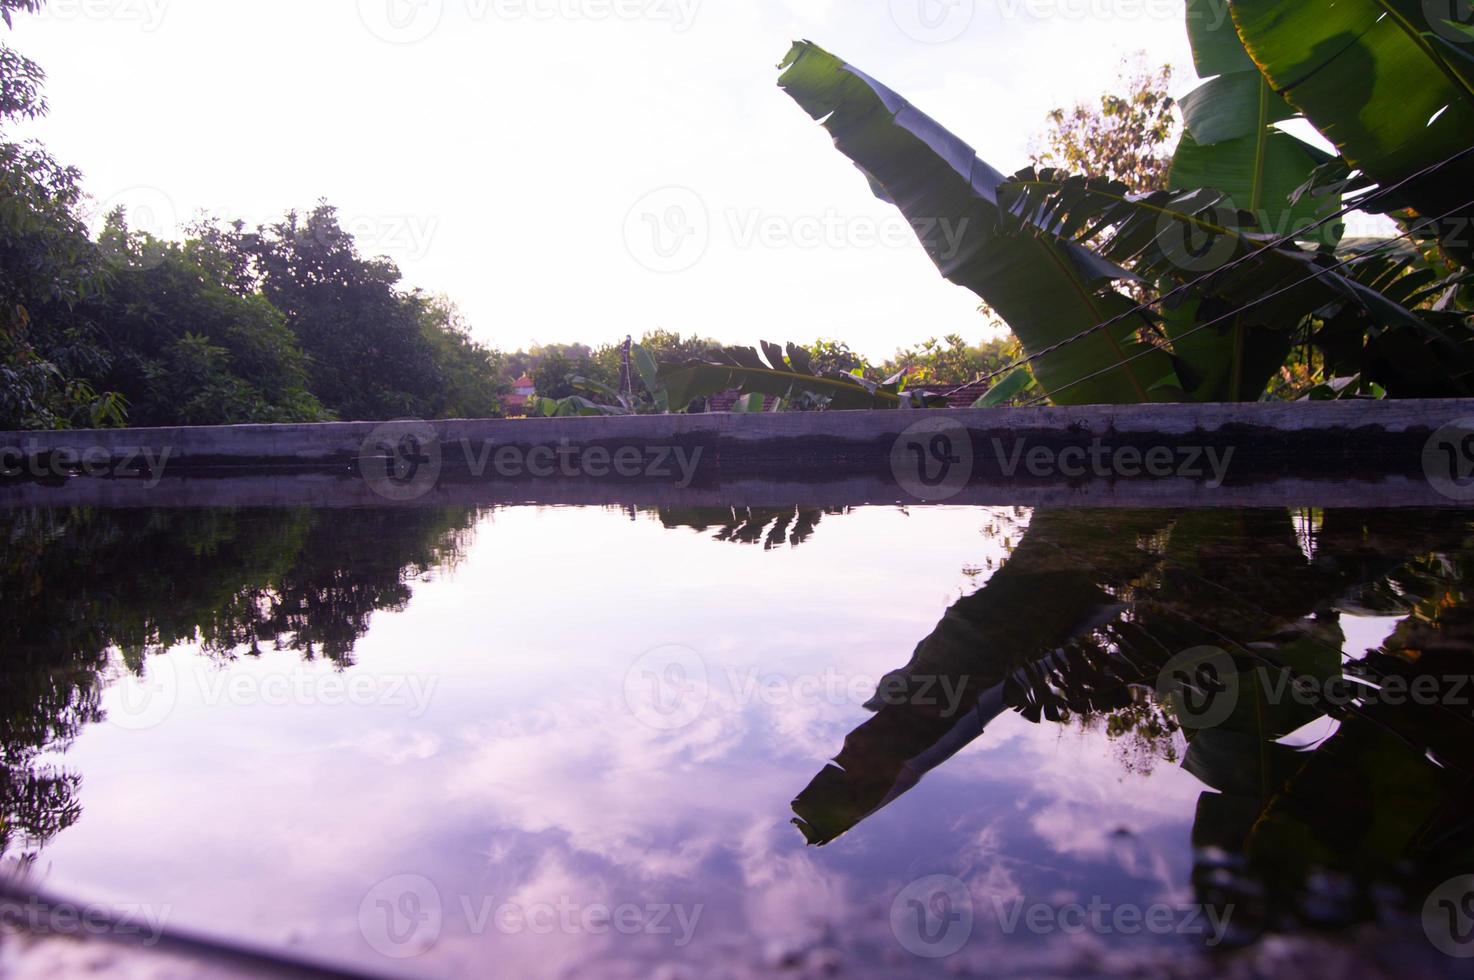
[{"left": 1, "top": 400, "right": 1469, "bottom": 510}]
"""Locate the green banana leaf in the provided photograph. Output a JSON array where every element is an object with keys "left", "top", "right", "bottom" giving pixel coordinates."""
[
  {"left": 1175, "top": 0, "right": 1338, "bottom": 244},
  {"left": 1230, "top": 0, "right": 1474, "bottom": 268},
  {"left": 975, "top": 366, "right": 1034, "bottom": 406},
  {"left": 630, "top": 344, "right": 670, "bottom": 413},
  {"left": 777, "top": 40, "right": 1181, "bottom": 405},
  {"left": 659, "top": 342, "right": 944, "bottom": 411},
  {"left": 997, "top": 170, "right": 1423, "bottom": 399},
  {"left": 1168, "top": 0, "right": 1344, "bottom": 397}
]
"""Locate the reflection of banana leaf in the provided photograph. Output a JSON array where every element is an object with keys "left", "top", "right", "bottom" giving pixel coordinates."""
[
  {"left": 793, "top": 507, "right": 1474, "bottom": 931},
  {"left": 793, "top": 510, "right": 1174, "bottom": 845},
  {"left": 649, "top": 506, "right": 843, "bottom": 549}
]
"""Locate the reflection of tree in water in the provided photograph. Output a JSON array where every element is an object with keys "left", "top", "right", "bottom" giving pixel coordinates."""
[
  {"left": 1064, "top": 691, "right": 1181, "bottom": 776},
  {"left": 0, "top": 506, "right": 479, "bottom": 860},
  {"left": 650, "top": 506, "right": 851, "bottom": 549},
  {"left": 792, "top": 508, "right": 1474, "bottom": 943}
]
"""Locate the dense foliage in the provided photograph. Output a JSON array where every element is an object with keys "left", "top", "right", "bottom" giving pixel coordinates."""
[
  {"left": 778, "top": 5, "right": 1474, "bottom": 406},
  {"left": 0, "top": 4, "right": 509, "bottom": 429}
]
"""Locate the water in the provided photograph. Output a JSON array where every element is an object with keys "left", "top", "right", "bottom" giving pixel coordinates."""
[{"left": 1, "top": 504, "right": 1472, "bottom": 977}]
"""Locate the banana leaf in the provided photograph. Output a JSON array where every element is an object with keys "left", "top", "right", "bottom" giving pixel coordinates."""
[
  {"left": 777, "top": 40, "right": 1181, "bottom": 405},
  {"left": 630, "top": 344, "right": 670, "bottom": 413},
  {"left": 659, "top": 341, "right": 945, "bottom": 411},
  {"left": 1230, "top": 0, "right": 1474, "bottom": 268},
  {"left": 975, "top": 366, "right": 1034, "bottom": 406},
  {"left": 997, "top": 170, "right": 1424, "bottom": 399},
  {"left": 1176, "top": 0, "right": 1341, "bottom": 244},
  {"left": 1164, "top": 0, "right": 1344, "bottom": 397}
]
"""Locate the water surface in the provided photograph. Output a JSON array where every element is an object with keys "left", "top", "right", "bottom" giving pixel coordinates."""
[{"left": 1, "top": 504, "right": 1471, "bottom": 977}]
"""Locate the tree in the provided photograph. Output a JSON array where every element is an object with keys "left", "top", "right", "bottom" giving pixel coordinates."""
[
  {"left": 883, "top": 334, "right": 1020, "bottom": 386},
  {"left": 231, "top": 205, "right": 447, "bottom": 420},
  {"left": 0, "top": 0, "right": 118, "bottom": 429},
  {"left": 806, "top": 338, "right": 870, "bottom": 377},
  {"left": 778, "top": 30, "right": 1472, "bottom": 406},
  {"left": 1030, "top": 59, "right": 1178, "bottom": 193},
  {"left": 84, "top": 213, "right": 329, "bottom": 426},
  {"left": 415, "top": 296, "right": 509, "bottom": 418},
  {"left": 531, "top": 351, "right": 579, "bottom": 400}
]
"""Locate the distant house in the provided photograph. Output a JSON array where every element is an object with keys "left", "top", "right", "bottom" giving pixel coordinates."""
[{"left": 504, "top": 375, "right": 536, "bottom": 415}]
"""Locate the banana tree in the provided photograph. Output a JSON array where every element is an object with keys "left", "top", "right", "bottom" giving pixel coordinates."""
[
  {"left": 778, "top": 41, "right": 1180, "bottom": 405},
  {"left": 777, "top": 18, "right": 1470, "bottom": 403},
  {"left": 1229, "top": 0, "right": 1474, "bottom": 270}
]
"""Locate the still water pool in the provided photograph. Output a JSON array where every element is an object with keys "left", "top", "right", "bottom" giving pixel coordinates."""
[{"left": 1, "top": 504, "right": 1472, "bottom": 977}]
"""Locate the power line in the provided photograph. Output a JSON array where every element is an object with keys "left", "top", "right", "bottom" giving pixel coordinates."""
[
  {"left": 1019, "top": 197, "right": 1474, "bottom": 407},
  {"left": 942, "top": 144, "right": 1474, "bottom": 402}
]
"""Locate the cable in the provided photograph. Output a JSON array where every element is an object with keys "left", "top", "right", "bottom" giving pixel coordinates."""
[
  {"left": 1018, "top": 196, "right": 1474, "bottom": 407},
  {"left": 941, "top": 144, "right": 1474, "bottom": 401}
]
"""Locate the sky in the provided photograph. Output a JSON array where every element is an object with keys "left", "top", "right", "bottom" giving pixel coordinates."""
[{"left": 12, "top": 0, "right": 1198, "bottom": 361}]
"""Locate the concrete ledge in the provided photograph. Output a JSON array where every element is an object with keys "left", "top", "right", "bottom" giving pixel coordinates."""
[{"left": 1, "top": 400, "right": 1470, "bottom": 510}]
